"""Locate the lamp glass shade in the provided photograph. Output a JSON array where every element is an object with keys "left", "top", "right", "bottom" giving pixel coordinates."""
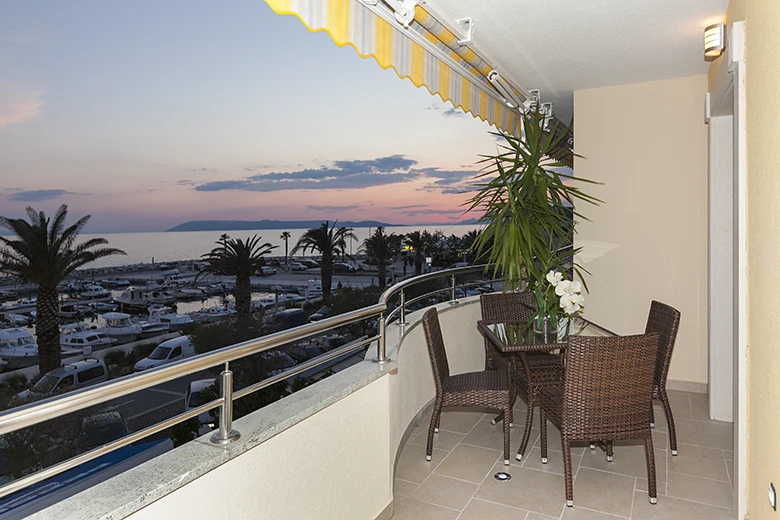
[{"left": 704, "top": 23, "right": 725, "bottom": 58}]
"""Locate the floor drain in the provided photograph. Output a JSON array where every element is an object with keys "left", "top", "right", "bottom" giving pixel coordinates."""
[{"left": 494, "top": 472, "right": 511, "bottom": 481}]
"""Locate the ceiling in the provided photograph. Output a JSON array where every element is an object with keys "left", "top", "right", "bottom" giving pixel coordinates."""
[{"left": 425, "top": 0, "right": 729, "bottom": 122}]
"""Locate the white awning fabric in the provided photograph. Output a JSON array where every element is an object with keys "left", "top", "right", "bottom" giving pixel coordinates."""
[{"left": 264, "top": 0, "right": 520, "bottom": 135}]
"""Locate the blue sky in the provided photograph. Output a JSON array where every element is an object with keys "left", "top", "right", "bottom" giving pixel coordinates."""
[{"left": 0, "top": 0, "right": 497, "bottom": 232}]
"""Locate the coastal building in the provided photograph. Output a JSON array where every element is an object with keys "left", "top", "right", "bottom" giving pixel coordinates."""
[{"left": 1, "top": 1, "right": 777, "bottom": 519}]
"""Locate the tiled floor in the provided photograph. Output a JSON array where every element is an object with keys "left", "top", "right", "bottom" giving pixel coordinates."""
[{"left": 393, "top": 391, "right": 734, "bottom": 519}]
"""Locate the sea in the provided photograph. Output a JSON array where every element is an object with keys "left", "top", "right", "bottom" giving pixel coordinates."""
[{"left": 77, "top": 225, "right": 481, "bottom": 268}]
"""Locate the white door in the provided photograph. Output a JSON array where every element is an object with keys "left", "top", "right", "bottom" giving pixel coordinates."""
[{"left": 706, "top": 21, "right": 746, "bottom": 519}]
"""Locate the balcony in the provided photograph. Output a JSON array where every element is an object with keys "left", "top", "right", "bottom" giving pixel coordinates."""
[{"left": 6, "top": 266, "right": 732, "bottom": 520}]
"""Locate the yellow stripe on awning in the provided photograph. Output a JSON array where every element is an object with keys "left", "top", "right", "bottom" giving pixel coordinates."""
[{"left": 264, "top": 0, "right": 519, "bottom": 135}]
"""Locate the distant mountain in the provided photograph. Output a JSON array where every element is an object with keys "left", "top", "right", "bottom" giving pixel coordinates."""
[
  {"left": 454, "top": 218, "right": 480, "bottom": 225},
  {"left": 166, "top": 219, "right": 396, "bottom": 232}
]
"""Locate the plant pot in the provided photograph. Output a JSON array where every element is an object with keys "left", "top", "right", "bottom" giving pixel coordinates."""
[{"left": 533, "top": 316, "right": 556, "bottom": 343}]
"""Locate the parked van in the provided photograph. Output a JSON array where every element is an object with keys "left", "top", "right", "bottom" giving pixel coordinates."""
[
  {"left": 20, "top": 359, "right": 108, "bottom": 399},
  {"left": 133, "top": 336, "right": 194, "bottom": 372},
  {"left": 274, "top": 308, "right": 306, "bottom": 328}
]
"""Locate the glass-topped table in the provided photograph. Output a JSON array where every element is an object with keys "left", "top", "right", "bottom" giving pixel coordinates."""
[{"left": 477, "top": 315, "right": 616, "bottom": 354}]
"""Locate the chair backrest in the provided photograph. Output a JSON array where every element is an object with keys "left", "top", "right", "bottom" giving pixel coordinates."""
[
  {"left": 480, "top": 292, "right": 536, "bottom": 323},
  {"left": 644, "top": 300, "right": 681, "bottom": 390},
  {"left": 562, "top": 333, "right": 659, "bottom": 440},
  {"left": 422, "top": 308, "right": 450, "bottom": 395}
]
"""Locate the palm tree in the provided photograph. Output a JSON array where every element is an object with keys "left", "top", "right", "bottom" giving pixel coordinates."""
[
  {"left": 361, "top": 227, "right": 402, "bottom": 289},
  {"left": 0, "top": 205, "right": 125, "bottom": 374},
  {"left": 219, "top": 233, "right": 230, "bottom": 250},
  {"left": 291, "top": 222, "right": 356, "bottom": 302},
  {"left": 404, "top": 230, "right": 434, "bottom": 276},
  {"left": 199, "top": 236, "right": 276, "bottom": 320},
  {"left": 280, "top": 231, "right": 291, "bottom": 265}
]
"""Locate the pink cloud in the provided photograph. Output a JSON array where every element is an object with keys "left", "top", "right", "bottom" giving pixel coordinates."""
[{"left": 0, "top": 83, "right": 44, "bottom": 130}]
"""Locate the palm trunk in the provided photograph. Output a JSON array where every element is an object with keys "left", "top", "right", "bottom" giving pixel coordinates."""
[
  {"left": 234, "top": 275, "right": 251, "bottom": 321},
  {"left": 414, "top": 251, "right": 423, "bottom": 276},
  {"left": 284, "top": 241, "right": 288, "bottom": 265},
  {"left": 321, "top": 252, "right": 333, "bottom": 303},
  {"left": 37, "top": 284, "right": 61, "bottom": 375},
  {"left": 378, "top": 259, "right": 387, "bottom": 289}
]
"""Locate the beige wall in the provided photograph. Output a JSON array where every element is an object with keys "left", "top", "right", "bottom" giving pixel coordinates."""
[
  {"left": 710, "top": 1, "right": 780, "bottom": 518},
  {"left": 573, "top": 75, "right": 709, "bottom": 386}
]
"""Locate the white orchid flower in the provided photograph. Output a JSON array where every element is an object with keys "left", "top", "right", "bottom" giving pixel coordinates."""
[
  {"left": 564, "top": 303, "right": 581, "bottom": 315},
  {"left": 555, "top": 280, "right": 572, "bottom": 296},
  {"left": 572, "top": 293, "right": 585, "bottom": 305},
  {"left": 559, "top": 293, "right": 574, "bottom": 308},
  {"left": 546, "top": 271, "right": 563, "bottom": 286},
  {"left": 568, "top": 281, "right": 582, "bottom": 294}
]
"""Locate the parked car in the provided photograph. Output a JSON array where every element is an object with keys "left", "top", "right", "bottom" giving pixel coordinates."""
[
  {"left": 299, "top": 259, "right": 320, "bottom": 269},
  {"left": 185, "top": 379, "right": 218, "bottom": 426},
  {"left": 308, "top": 306, "right": 331, "bottom": 322},
  {"left": 288, "top": 262, "right": 308, "bottom": 271},
  {"left": 274, "top": 308, "right": 306, "bottom": 328},
  {"left": 78, "top": 411, "right": 129, "bottom": 452},
  {"left": 333, "top": 262, "right": 358, "bottom": 273},
  {"left": 20, "top": 359, "right": 108, "bottom": 399},
  {"left": 259, "top": 266, "right": 277, "bottom": 276},
  {"left": 133, "top": 336, "right": 194, "bottom": 372}
]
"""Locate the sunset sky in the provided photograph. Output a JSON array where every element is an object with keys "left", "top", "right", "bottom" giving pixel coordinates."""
[{"left": 0, "top": 0, "right": 498, "bottom": 233}]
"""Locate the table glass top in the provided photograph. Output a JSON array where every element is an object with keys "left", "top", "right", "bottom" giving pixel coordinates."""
[{"left": 483, "top": 315, "right": 615, "bottom": 347}]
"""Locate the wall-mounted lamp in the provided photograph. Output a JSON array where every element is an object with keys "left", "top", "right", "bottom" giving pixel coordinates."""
[{"left": 704, "top": 23, "right": 726, "bottom": 58}]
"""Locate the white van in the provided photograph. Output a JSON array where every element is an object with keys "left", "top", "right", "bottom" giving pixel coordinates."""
[
  {"left": 20, "top": 359, "right": 108, "bottom": 399},
  {"left": 133, "top": 336, "right": 194, "bottom": 372}
]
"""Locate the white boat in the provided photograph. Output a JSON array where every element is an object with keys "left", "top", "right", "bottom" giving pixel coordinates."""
[
  {"left": 114, "top": 288, "right": 151, "bottom": 313},
  {"left": 2, "top": 313, "right": 31, "bottom": 326},
  {"left": 146, "top": 305, "right": 194, "bottom": 331},
  {"left": 0, "top": 328, "right": 39, "bottom": 370},
  {"left": 189, "top": 305, "right": 236, "bottom": 323},
  {"left": 298, "top": 281, "right": 323, "bottom": 298},
  {"left": 174, "top": 287, "right": 207, "bottom": 300},
  {"left": 252, "top": 293, "right": 305, "bottom": 310},
  {"left": 86, "top": 301, "right": 117, "bottom": 313},
  {"left": 79, "top": 285, "right": 112, "bottom": 302},
  {"left": 59, "top": 303, "right": 93, "bottom": 319},
  {"left": 97, "top": 312, "right": 142, "bottom": 343},
  {"left": 61, "top": 322, "right": 93, "bottom": 337},
  {"left": 145, "top": 289, "right": 176, "bottom": 305},
  {"left": 5, "top": 298, "right": 36, "bottom": 311},
  {"left": 137, "top": 321, "right": 170, "bottom": 338},
  {"left": 61, "top": 330, "right": 117, "bottom": 350}
]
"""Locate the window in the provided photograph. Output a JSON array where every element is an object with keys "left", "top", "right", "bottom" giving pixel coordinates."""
[
  {"left": 77, "top": 366, "right": 106, "bottom": 384},
  {"left": 57, "top": 375, "right": 75, "bottom": 392},
  {"left": 149, "top": 346, "right": 171, "bottom": 360},
  {"left": 170, "top": 346, "right": 182, "bottom": 359}
]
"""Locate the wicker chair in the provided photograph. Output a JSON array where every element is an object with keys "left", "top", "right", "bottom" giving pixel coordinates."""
[
  {"left": 480, "top": 292, "right": 563, "bottom": 461},
  {"left": 645, "top": 300, "right": 682, "bottom": 455},
  {"left": 422, "top": 307, "right": 513, "bottom": 465},
  {"left": 538, "top": 333, "right": 660, "bottom": 506}
]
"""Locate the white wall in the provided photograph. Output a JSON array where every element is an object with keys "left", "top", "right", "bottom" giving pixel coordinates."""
[{"left": 574, "top": 75, "right": 709, "bottom": 387}]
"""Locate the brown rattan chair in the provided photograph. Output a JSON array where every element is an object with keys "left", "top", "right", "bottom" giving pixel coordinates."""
[
  {"left": 480, "top": 292, "right": 563, "bottom": 461},
  {"left": 645, "top": 300, "right": 682, "bottom": 455},
  {"left": 537, "top": 333, "right": 660, "bottom": 506},
  {"left": 422, "top": 307, "right": 513, "bottom": 465}
]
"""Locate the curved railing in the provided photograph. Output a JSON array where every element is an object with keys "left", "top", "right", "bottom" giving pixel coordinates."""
[{"left": 0, "top": 264, "right": 500, "bottom": 500}]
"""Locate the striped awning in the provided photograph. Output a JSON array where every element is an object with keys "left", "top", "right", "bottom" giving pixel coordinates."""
[{"left": 264, "top": 0, "right": 520, "bottom": 135}]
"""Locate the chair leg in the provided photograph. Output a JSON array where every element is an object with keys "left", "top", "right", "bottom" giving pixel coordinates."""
[
  {"left": 562, "top": 438, "right": 574, "bottom": 506},
  {"left": 502, "top": 405, "right": 512, "bottom": 465},
  {"left": 515, "top": 399, "right": 535, "bottom": 461},
  {"left": 644, "top": 434, "right": 657, "bottom": 504},
  {"left": 426, "top": 403, "right": 441, "bottom": 461},
  {"left": 434, "top": 405, "right": 442, "bottom": 433},
  {"left": 660, "top": 390, "right": 678, "bottom": 455},
  {"left": 649, "top": 400, "right": 656, "bottom": 428},
  {"left": 540, "top": 408, "right": 548, "bottom": 464},
  {"left": 606, "top": 441, "right": 613, "bottom": 462}
]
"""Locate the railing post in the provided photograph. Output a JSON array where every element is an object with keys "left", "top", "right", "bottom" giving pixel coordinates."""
[
  {"left": 210, "top": 362, "right": 240, "bottom": 445},
  {"left": 450, "top": 274, "right": 458, "bottom": 304},
  {"left": 375, "top": 312, "right": 389, "bottom": 363},
  {"left": 398, "top": 289, "right": 406, "bottom": 325}
]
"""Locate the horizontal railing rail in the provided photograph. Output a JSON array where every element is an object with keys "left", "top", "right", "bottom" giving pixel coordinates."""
[{"left": 0, "top": 264, "right": 500, "bottom": 501}]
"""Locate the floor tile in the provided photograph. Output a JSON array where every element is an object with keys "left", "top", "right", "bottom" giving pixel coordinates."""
[
  {"left": 668, "top": 443, "right": 729, "bottom": 482},
  {"left": 723, "top": 449, "right": 733, "bottom": 461},
  {"left": 726, "top": 459, "right": 734, "bottom": 489},
  {"left": 636, "top": 477, "right": 666, "bottom": 496},
  {"left": 394, "top": 478, "right": 419, "bottom": 497},
  {"left": 675, "top": 417, "right": 733, "bottom": 450},
  {"left": 435, "top": 444, "right": 502, "bottom": 483},
  {"left": 396, "top": 443, "right": 450, "bottom": 483},
  {"left": 475, "top": 463, "right": 566, "bottom": 517},
  {"left": 689, "top": 393, "right": 710, "bottom": 421},
  {"left": 571, "top": 468, "right": 635, "bottom": 517},
  {"left": 392, "top": 495, "right": 460, "bottom": 520},
  {"left": 458, "top": 498, "right": 532, "bottom": 520},
  {"left": 666, "top": 391, "right": 692, "bottom": 418},
  {"left": 527, "top": 514, "right": 560, "bottom": 520},
  {"left": 561, "top": 506, "right": 629, "bottom": 519},
  {"left": 531, "top": 425, "right": 588, "bottom": 456},
  {"left": 462, "top": 417, "right": 531, "bottom": 453},
  {"left": 631, "top": 491, "right": 734, "bottom": 519},
  {"left": 520, "top": 446, "right": 580, "bottom": 476},
  {"left": 410, "top": 429, "right": 466, "bottom": 453},
  {"left": 667, "top": 472, "right": 733, "bottom": 509},
  {"left": 580, "top": 440, "right": 666, "bottom": 483},
  {"left": 438, "top": 410, "right": 486, "bottom": 434},
  {"left": 411, "top": 474, "right": 478, "bottom": 511}
]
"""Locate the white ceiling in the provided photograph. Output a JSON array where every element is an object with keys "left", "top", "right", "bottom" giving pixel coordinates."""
[{"left": 425, "top": 0, "right": 729, "bottom": 122}]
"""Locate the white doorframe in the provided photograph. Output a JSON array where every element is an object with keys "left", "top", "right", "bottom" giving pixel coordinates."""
[{"left": 706, "top": 20, "right": 746, "bottom": 519}]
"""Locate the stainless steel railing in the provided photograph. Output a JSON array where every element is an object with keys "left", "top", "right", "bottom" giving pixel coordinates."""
[{"left": 0, "top": 264, "right": 498, "bottom": 500}]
